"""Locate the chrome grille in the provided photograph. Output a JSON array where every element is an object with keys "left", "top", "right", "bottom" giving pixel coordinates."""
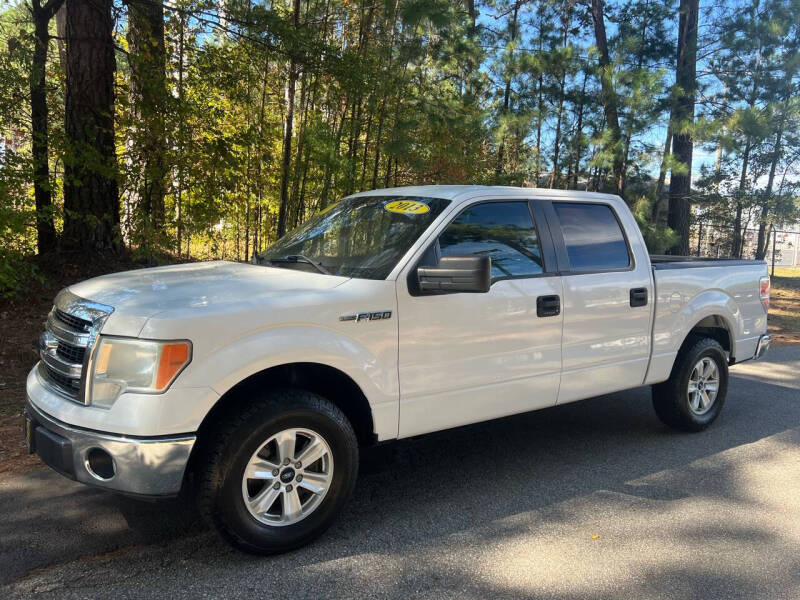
[
  {"left": 54, "top": 308, "right": 92, "bottom": 333},
  {"left": 56, "top": 342, "right": 86, "bottom": 364},
  {"left": 38, "top": 289, "right": 113, "bottom": 403},
  {"left": 39, "top": 362, "right": 82, "bottom": 396}
]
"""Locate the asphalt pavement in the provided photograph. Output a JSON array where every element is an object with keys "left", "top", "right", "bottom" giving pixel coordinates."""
[{"left": 2, "top": 347, "right": 799, "bottom": 599}]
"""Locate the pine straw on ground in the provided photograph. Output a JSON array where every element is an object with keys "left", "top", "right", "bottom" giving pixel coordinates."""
[{"left": 768, "top": 267, "right": 800, "bottom": 347}]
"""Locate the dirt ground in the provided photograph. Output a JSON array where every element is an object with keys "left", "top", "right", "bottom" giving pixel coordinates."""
[
  {"left": 2, "top": 261, "right": 798, "bottom": 477},
  {"left": 768, "top": 267, "right": 800, "bottom": 347}
]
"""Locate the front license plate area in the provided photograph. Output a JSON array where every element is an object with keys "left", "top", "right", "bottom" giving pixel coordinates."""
[{"left": 33, "top": 426, "right": 75, "bottom": 477}]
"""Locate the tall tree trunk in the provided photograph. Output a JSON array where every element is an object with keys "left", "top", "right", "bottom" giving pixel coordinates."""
[
  {"left": 619, "top": 5, "right": 649, "bottom": 195},
  {"left": 755, "top": 86, "right": 789, "bottom": 259},
  {"left": 590, "top": 114, "right": 607, "bottom": 191},
  {"left": 62, "top": 0, "right": 120, "bottom": 254},
  {"left": 653, "top": 122, "right": 672, "bottom": 225},
  {"left": 731, "top": 138, "right": 751, "bottom": 258},
  {"left": 345, "top": 97, "right": 363, "bottom": 195},
  {"left": 713, "top": 83, "right": 728, "bottom": 192},
  {"left": 534, "top": 70, "right": 544, "bottom": 186},
  {"left": 290, "top": 70, "right": 310, "bottom": 226},
  {"left": 549, "top": 2, "right": 572, "bottom": 189},
  {"left": 276, "top": 0, "right": 301, "bottom": 238},
  {"left": 371, "top": 103, "right": 387, "bottom": 189},
  {"left": 175, "top": 9, "right": 186, "bottom": 256},
  {"left": 343, "top": 1, "right": 374, "bottom": 194},
  {"left": 30, "top": 0, "right": 64, "bottom": 255},
  {"left": 571, "top": 71, "right": 588, "bottom": 189},
  {"left": 370, "top": 1, "right": 400, "bottom": 189},
  {"left": 731, "top": 37, "right": 762, "bottom": 258},
  {"left": 666, "top": 0, "right": 699, "bottom": 255},
  {"left": 549, "top": 73, "right": 566, "bottom": 189},
  {"left": 383, "top": 29, "right": 414, "bottom": 191},
  {"left": 755, "top": 123, "right": 783, "bottom": 259},
  {"left": 320, "top": 98, "right": 348, "bottom": 209},
  {"left": 532, "top": 16, "right": 545, "bottom": 187},
  {"left": 125, "top": 0, "right": 168, "bottom": 233},
  {"left": 55, "top": 3, "right": 67, "bottom": 64},
  {"left": 252, "top": 54, "right": 269, "bottom": 254},
  {"left": 464, "top": 0, "right": 478, "bottom": 96},
  {"left": 589, "top": 0, "right": 623, "bottom": 195},
  {"left": 383, "top": 156, "right": 392, "bottom": 188},
  {"left": 495, "top": 1, "right": 519, "bottom": 180},
  {"left": 359, "top": 108, "right": 374, "bottom": 191}
]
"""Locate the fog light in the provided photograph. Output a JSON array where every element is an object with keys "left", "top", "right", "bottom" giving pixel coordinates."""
[{"left": 85, "top": 447, "right": 115, "bottom": 480}]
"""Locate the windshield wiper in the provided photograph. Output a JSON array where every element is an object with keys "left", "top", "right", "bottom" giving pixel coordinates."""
[{"left": 264, "top": 254, "right": 331, "bottom": 275}]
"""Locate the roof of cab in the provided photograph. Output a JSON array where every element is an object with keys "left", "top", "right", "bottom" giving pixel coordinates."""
[{"left": 348, "top": 185, "right": 622, "bottom": 206}]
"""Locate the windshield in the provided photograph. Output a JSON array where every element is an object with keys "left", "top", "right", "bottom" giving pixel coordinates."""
[{"left": 256, "top": 195, "right": 450, "bottom": 279}]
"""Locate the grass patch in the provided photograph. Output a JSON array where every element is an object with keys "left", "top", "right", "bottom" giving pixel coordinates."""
[{"left": 769, "top": 267, "right": 800, "bottom": 346}]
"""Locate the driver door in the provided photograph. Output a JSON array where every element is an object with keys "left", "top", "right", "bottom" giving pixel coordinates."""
[{"left": 396, "top": 199, "right": 563, "bottom": 438}]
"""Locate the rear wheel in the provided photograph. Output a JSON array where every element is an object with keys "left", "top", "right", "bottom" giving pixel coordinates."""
[
  {"left": 652, "top": 337, "right": 729, "bottom": 431},
  {"left": 198, "top": 389, "right": 358, "bottom": 554}
]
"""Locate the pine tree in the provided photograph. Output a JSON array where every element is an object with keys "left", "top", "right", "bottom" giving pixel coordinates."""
[
  {"left": 666, "top": 0, "right": 698, "bottom": 255},
  {"left": 61, "top": 0, "right": 120, "bottom": 254}
]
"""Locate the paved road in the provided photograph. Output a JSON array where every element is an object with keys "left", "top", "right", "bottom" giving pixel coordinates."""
[{"left": 2, "top": 347, "right": 799, "bottom": 600}]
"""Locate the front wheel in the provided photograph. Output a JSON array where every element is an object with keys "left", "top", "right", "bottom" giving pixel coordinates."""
[
  {"left": 197, "top": 389, "right": 359, "bottom": 554},
  {"left": 652, "top": 337, "right": 729, "bottom": 432}
]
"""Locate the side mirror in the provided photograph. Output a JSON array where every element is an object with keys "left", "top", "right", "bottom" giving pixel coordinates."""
[{"left": 417, "top": 255, "right": 491, "bottom": 293}]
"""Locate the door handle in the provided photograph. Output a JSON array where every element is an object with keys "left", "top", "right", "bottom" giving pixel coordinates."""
[
  {"left": 537, "top": 295, "right": 561, "bottom": 317},
  {"left": 630, "top": 287, "right": 648, "bottom": 307}
]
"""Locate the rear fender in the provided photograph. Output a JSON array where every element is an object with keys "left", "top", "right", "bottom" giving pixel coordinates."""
[{"left": 646, "top": 289, "right": 739, "bottom": 384}]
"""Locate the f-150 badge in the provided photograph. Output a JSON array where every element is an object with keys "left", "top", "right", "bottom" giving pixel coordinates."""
[{"left": 339, "top": 311, "right": 392, "bottom": 322}]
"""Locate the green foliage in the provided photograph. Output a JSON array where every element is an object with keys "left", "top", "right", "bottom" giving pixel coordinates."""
[
  {"left": 1, "top": 0, "right": 799, "bottom": 278},
  {"left": 630, "top": 194, "right": 680, "bottom": 254},
  {"left": 0, "top": 149, "right": 41, "bottom": 297}
]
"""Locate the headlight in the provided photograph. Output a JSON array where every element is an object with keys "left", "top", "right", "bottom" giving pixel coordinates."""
[{"left": 89, "top": 337, "right": 192, "bottom": 407}]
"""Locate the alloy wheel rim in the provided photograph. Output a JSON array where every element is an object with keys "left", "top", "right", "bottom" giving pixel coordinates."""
[
  {"left": 241, "top": 428, "right": 334, "bottom": 527},
  {"left": 687, "top": 357, "right": 720, "bottom": 415}
]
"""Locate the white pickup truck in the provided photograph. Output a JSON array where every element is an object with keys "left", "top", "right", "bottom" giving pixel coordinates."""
[{"left": 24, "top": 185, "right": 771, "bottom": 554}]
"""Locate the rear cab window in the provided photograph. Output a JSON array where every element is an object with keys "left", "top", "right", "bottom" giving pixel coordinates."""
[{"left": 552, "top": 202, "right": 631, "bottom": 272}]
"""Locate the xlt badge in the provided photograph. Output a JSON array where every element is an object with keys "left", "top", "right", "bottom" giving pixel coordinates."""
[{"left": 339, "top": 311, "right": 392, "bottom": 322}]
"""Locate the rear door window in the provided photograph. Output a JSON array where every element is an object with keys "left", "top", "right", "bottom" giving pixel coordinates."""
[{"left": 552, "top": 202, "right": 630, "bottom": 272}]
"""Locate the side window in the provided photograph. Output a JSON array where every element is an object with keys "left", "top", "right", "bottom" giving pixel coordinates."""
[
  {"left": 438, "top": 202, "right": 544, "bottom": 279},
  {"left": 552, "top": 202, "right": 630, "bottom": 272}
]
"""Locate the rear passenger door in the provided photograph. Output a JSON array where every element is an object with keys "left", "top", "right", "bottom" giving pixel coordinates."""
[{"left": 545, "top": 201, "right": 653, "bottom": 403}]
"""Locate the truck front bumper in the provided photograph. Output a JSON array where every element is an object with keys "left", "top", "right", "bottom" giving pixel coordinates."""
[
  {"left": 23, "top": 400, "right": 195, "bottom": 497},
  {"left": 754, "top": 334, "right": 771, "bottom": 360}
]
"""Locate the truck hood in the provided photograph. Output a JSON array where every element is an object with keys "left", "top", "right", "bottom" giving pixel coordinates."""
[{"left": 68, "top": 261, "right": 349, "bottom": 334}]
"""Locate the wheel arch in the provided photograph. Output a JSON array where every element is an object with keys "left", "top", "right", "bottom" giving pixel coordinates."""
[
  {"left": 646, "top": 305, "right": 738, "bottom": 386},
  {"left": 199, "top": 362, "right": 375, "bottom": 445},
  {"left": 186, "top": 362, "right": 376, "bottom": 484},
  {"left": 679, "top": 288, "right": 742, "bottom": 359},
  {"left": 680, "top": 314, "right": 734, "bottom": 360}
]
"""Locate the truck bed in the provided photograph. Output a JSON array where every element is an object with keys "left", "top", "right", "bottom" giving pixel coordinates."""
[
  {"left": 644, "top": 256, "right": 769, "bottom": 386},
  {"left": 649, "top": 255, "right": 766, "bottom": 270}
]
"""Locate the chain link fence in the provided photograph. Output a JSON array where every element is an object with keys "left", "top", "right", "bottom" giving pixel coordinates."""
[{"left": 689, "top": 221, "right": 799, "bottom": 273}]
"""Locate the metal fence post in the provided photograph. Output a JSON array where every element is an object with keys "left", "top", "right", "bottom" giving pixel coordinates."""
[
  {"left": 771, "top": 227, "right": 776, "bottom": 277},
  {"left": 696, "top": 223, "right": 703, "bottom": 256}
]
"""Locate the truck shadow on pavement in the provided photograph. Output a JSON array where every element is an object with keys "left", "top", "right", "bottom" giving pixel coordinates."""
[{"left": 2, "top": 354, "right": 799, "bottom": 598}]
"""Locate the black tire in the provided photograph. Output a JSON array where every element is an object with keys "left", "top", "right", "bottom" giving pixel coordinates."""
[
  {"left": 197, "top": 388, "right": 358, "bottom": 554},
  {"left": 652, "top": 336, "right": 729, "bottom": 432}
]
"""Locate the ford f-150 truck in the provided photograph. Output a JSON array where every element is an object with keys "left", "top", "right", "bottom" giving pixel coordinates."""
[{"left": 24, "top": 185, "right": 771, "bottom": 554}]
